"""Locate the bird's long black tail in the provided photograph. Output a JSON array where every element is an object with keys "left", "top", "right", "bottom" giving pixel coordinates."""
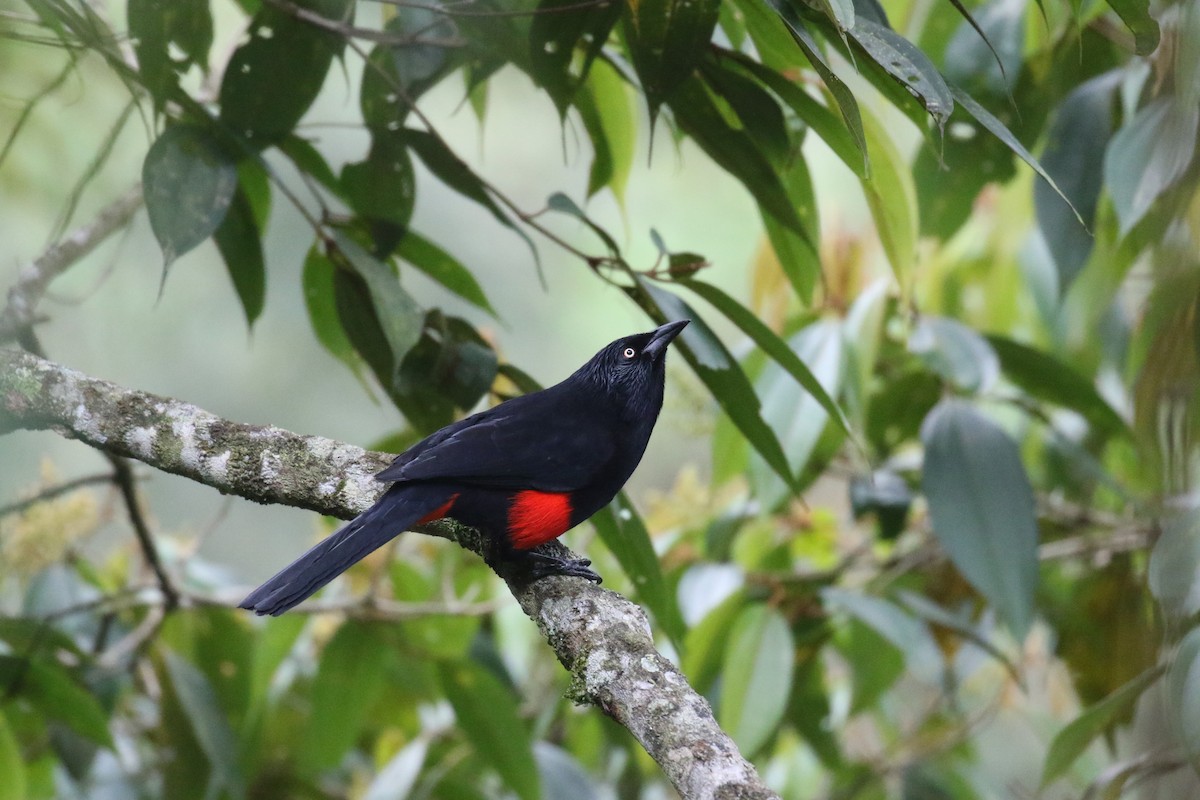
[{"left": 239, "top": 484, "right": 453, "bottom": 616}]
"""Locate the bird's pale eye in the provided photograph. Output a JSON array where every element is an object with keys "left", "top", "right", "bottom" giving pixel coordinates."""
[{"left": 623, "top": 347, "right": 636, "bottom": 359}]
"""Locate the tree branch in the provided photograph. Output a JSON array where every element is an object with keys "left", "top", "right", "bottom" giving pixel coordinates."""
[{"left": 0, "top": 348, "right": 779, "bottom": 800}]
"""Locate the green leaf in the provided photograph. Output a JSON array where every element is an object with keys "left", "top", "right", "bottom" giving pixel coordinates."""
[
  {"left": 128, "top": 0, "right": 213, "bottom": 109},
  {"left": 142, "top": 124, "right": 237, "bottom": 267},
  {"left": 279, "top": 134, "right": 342, "bottom": 197},
  {"left": 219, "top": 0, "right": 352, "bottom": 147},
  {"left": 669, "top": 74, "right": 808, "bottom": 237},
  {"left": 360, "top": 8, "right": 456, "bottom": 132},
  {"left": 700, "top": 55, "right": 790, "bottom": 167},
  {"left": 0, "top": 655, "right": 112, "bottom": 746},
  {"left": 848, "top": 18, "right": 953, "bottom": 126},
  {"left": 950, "top": 83, "right": 1085, "bottom": 229},
  {"left": 342, "top": 133, "right": 416, "bottom": 228},
  {"left": 622, "top": 0, "right": 720, "bottom": 117},
  {"left": 1103, "top": 97, "right": 1199, "bottom": 235},
  {"left": 1166, "top": 627, "right": 1200, "bottom": 763},
  {"left": 390, "top": 312, "right": 498, "bottom": 433},
  {"left": 632, "top": 280, "right": 796, "bottom": 491},
  {"left": 303, "top": 244, "right": 367, "bottom": 382},
  {"left": 895, "top": 591, "right": 1021, "bottom": 683},
  {"left": 213, "top": 186, "right": 266, "bottom": 328},
  {"left": 942, "top": 0, "right": 1023, "bottom": 102},
  {"left": 921, "top": 399, "right": 1039, "bottom": 639},
  {"left": 591, "top": 494, "right": 686, "bottom": 647},
  {"left": 858, "top": 103, "right": 918, "bottom": 285},
  {"left": 304, "top": 622, "right": 391, "bottom": 771},
  {"left": 1035, "top": 73, "right": 1118, "bottom": 291},
  {"left": 529, "top": 0, "right": 621, "bottom": 114},
  {"left": 398, "top": 232, "right": 496, "bottom": 317},
  {"left": 0, "top": 711, "right": 25, "bottom": 800},
  {"left": 332, "top": 232, "right": 424, "bottom": 387},
  {"left": 576, "top": 57, "right": 636, "bottom": 200},
  {"left": 1104, "top": 0, "right": 1159, "bottom": 55},
  {"left": 1148, "top": 508, "right": 1200, "bottom": 619},
  {"left": 440, "top": 661, "right": 539, "bottom": 800},
  {"left": 682, "top": 589, "right": 747, "bottom": 690},
  {"left": 718, "top": 604, "right": 795, "bottom": 757},
  {"left": 546, "top": 192, "right": 622, "bottom": 255},
  {"left": 681, "top": 279, "right": 851, "bottom": 437},
  {"left": 1041, "top": 667, "right": 1163, "bottom": 786},
  {"left": 163, "top": 651, "right": 245, "bottom": 798},
  {"left": 910, "top": 316, "right": 999, "bottom": 394},
  {"left": 986, "top": 334, "right": 1128, "bottom": 438}
]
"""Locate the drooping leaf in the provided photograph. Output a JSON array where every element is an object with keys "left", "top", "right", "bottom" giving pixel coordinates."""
[
  {"left": 942, "top": 0, "right": 1024, "bottom": 102},
  {"left": 529, "top": 0, "right": 621, "bottom": 114},
  {"left": 986, "top": 334, "right": 1128, "bottom": 438},
  {"left": 822, "top": 588, "right": 943, "bottom": 684},
  {"left": 895, "top": 590, "right": 1021, "bottom": 683},
  {"left": 575, "top": 57, "right": 636, "bottom": 199},
  {"left": 1148, "top": 508, "right": 1200, "bottom": 619},
  {"left": 631, "top": 280, "right": 796, "bottom": 491},
  {"left": 342, "top": 132, "right": 417, "bottom": 254},
  {"left": 858, "top": 104, "right": 918, "bottom": 286},
  {"left": 219, "top": 0, "right": 353, "bottom": 147},
  {"left": 142, "top": 124, "right": 237, "bottom": 267},
  {"left": 1035, "top": 73, "right": 1119, "bottom": 291},
  {"left": 390, "top": 312, "right": 498, "bottom": 434},
  {"left": 331, "top": 232, "right": 425, "bottom": 389},
  {"left": 1041, "top": 667, "right": 1163, "bottom": 786},
  {"left": 303, "top": 244, "right": 367, "bottom": 382},
  {"left": 127, "top": 0, "right": 213, "bottom": 109},
  {"left": 0, "top": 655, "right": 112, "bottom": 746},
  {"left": 718, "top": 604, "right": 795, "bottom": 757},
  {"left": 700, "top": 54, "right": 790, "bottom": 167},
  {"left": 669, "top": 74, "right": 808, "bottom": 238},
  {"left": 950, "top": 83, "right": 1085, "bottom": 228},
  {"left": 848, "top": 18, "right": 953, "bottom": 127},
  {"left": 361, "top": 6, "right": 456, "bottom": 132},
  {"left": 397, "top": 232, "right": 497, "bottom": 317},
  {"left": 622, "top": 0, "right": 721, "bottom": 117},
  {"left": 592, "top": 494, "right": 686, "bottom": 647},
  {"left": 213, "top": 186, "right": 266, "bottom": 327},
  {"left": 0, "top": 712, "right": 25, "bottom": 800},
  {"left": 279, "top": 134, "right": 342, "bottom": 197},
  {"left": 440, "top": 661, "right": 539, "bottom": 800},
  {"left": 304, "top": 622, "right": 391, "bottom": 771},
  {"left": 921, "top": 399, "right": 1039, "bottom": 639},
  {"left": 1166, "top": 628, "right": 1200, "bottom": 763}
]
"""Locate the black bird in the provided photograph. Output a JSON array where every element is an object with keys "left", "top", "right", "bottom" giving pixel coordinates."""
[{"left": 240, "top": 319, "right": 689, "bottom": 615}]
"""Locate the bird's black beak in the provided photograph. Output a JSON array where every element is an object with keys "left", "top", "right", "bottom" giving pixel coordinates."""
[{"left": 644, "top": 319, "right": 689, "bottom": 358}]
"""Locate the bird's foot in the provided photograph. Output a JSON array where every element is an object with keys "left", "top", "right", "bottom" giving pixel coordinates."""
[{"left": 521, "top": 551, "right": 603, "bottom": 584}]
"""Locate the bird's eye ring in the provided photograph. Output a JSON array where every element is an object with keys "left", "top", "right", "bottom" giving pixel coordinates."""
[{"left": 623, "top": 347, "right": 636, "bottom": 359}]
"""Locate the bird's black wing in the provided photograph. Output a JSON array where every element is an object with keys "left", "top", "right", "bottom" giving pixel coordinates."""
[{"left": 376, "top": 386, "right": 617, "bottom": 492}]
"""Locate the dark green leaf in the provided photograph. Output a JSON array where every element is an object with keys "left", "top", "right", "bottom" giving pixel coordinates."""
[
  {"left": 591, "top": 494, "right": 686, "bottom": 647},
  {"left": 682, "top": 588, "right": 747, "bottom": 690},
  {"left": 575, "top": 58, "right": 636, "bottom": 199},
  {"left": 391, "top": 313, "right": 498, "bottom": 434},
  {"left": 279, "top": 134, "right": 342, "bottom": 197},
  {"left": 1041, "top": 667, "right": 1163, "bottom": 785},
  {"left": 910, "top": 316, "right": 999, "bottom": 393},
  {"left": 332, "top": 232, "right": 424, "bottom": 387},
  {"left": 440, "top": 661, "right": 539, "bottom": 800},
  {"left": 718, "top": 604, "right": 794, "bottom": 757},
  {"left": 622, "top": 0, "right": 720, "bottom": 117},
  {"left": 128, "top": 0, "right": 213, "bottom": 108},
  {"left": 921, "top": 399, "right": 1039, "bottom": 639},
  {"left": 341, "top": 132, "right": 416, "bottom": 253},
  {"left": 303, "top": 244, "right": 368, "bottom": 382},
  {"left": 219, "top": 0, "right": 353, "bottom": 148},
  {"left": 670, "top": 75, "right": 808, "bottom": 237},
  {"left": 213, "top": 186, "right": 266, "bottom": 327},
  {"left": 822, "top": 588, "right": 943, "bottom": 682},
  {"left": 950, "top": 83, "right": 1085, "bottom": 228},
  {"left": 1104, "top": 0, "right": 1159, "bottom": 55},
  {"left": 0, "top": 656, "right": 112, "bottom": 746},
  {"left": 304, "top": 622, "right": 391, "bottom": 771},
  {"left": 529, "top": 0, "right": 621, "bottom": 114},
  {"left": 163, "top": 651, "right": 245, "bottom": 798},
  {"left": 700, "top": 56, "right": 790, "bottom": 168},
  {"left": 942, "top": 0, "right": 1022, "bottom": 102},
  {"left": 398, "top": 232, "right": 497, "bottom": 317},
  {"left": 1035, "top": 73, "right": 1118, "bottom": 291},
  {"left": 986, "top": 334, "right": 1128, "bottom": 438},
  {"left": 681, "top": 280, "right": 851, "bottom": 436},
  {"left": 632, "top": 280, "right": 796, "bottom": 490},
  {"left": 361, "top": 8, "right": 456, "bottom": 132},
  {"left": 848, "top": 19, "right": 953, "bottom": 126},
  {"left": 142, "top": 124, "right": 237, "bottom": 267}
]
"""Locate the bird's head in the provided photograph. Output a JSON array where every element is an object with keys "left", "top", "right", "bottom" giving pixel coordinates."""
[{"left": 574, "top": 319, "right": 689, "bottom": 417}]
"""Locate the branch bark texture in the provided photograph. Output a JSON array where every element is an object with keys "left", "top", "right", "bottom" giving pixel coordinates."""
[{"left": 0, "top": 347, "right": 779, "bottom": 800}]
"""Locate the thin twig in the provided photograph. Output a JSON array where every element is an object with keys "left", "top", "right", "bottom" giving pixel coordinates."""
[
  {"left": 0, "top": 473, "right": 116, "bottom": 518},
  {"left": 263, "top": 0, "right": 465, "bottom": 46},
  {"left": 108, "top": 456, "right": 180, "bottom": 612}
]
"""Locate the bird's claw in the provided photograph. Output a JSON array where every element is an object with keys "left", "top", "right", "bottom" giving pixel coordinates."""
[{"left": 524, "top": 553, "right": 603, "bottom": 584}]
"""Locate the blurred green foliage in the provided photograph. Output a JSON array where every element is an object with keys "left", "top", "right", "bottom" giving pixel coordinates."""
[{"left": 2, "top": 0, "right": 1199, "bottom": 797}]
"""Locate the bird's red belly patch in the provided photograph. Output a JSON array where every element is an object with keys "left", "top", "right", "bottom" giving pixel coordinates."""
[
  {"left": 416, "top": 494, "right": 459, "bottom": 525},
  {"left": 507, "top": 490, "right": 573, "bottom": 550}
]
